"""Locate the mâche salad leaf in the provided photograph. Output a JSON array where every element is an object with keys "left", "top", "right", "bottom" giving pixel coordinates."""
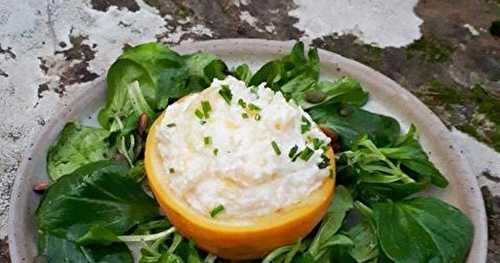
[
  {"left": 308, "top": 186, "right": 353, "bottom": 259},
  {"left": 233, "top": 64, "right": 252, "bottom": 84},
  {"left": 249, "top": 42, "right": 368, "bottom": 110},
  {"left": 295, "top": 77, "right": 369, "bottom": 109},
  {"left": 40, "top": 233, "right": 133, "bottom": 263},
  {"left": 308, "top": 104, "right": 401, "bottom": 150},
  {"left": 36, "top": 41, "right": 474, "bottom": 263},
  {"left": 98, "top": 43, "right": 227, "bottom": 132},
  {"left": 175, "top": 240, "right": 203, "bottom": 263},
  {"left": 344, "top": 202, "right": 379, "bottom": 263},
  {"left": 47, "top": 122, "right": 115, "bottom": 181},
  {"left": 380, "top": 124, "right": 448, "bottom": 188},
  {"left": 36, "top": 161, "right": 159, "bottom": 243},
  {"left": 373, "top": 197, "right": 474, "bottom": 263},
  {"left": 335, "top": 126, "right": 448, "bottom": 204}
]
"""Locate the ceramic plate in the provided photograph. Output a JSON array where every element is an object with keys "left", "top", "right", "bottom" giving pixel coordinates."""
[{"left": 8, "top": 39, "right": 487, "bottom": 262}]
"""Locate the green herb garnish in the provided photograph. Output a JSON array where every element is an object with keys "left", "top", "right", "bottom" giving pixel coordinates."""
[
  {"left": 194, "top": 109, "right": 204, "bottom": 120},
  {"left": 241, "top": 113, "right": 249, "bottom": 119},
  {"left": 312, "top": 138, "right": 324, "bottom": 150},
  {"left": 219, "top": 85, "right": 232, "bottom": 105},
  {"left": 248, "top": 103, "right": 261, "bottom": 112},
  {"left": 299, "top": 147, "right": 314, "bottom": 161},
  {"left": 238, "top": 98, "right": 247, "bottom": 108},
  {"left": 254, "top": 114, "right": 262, "bottom": 121},
  {"left": 166, "top": 123, "right": 176, "bottom": 128},
  {"left": 317, "top": 154, "right": 330, "bottom": 169},
  {"left": 201, "top": 100, "right": 212, "bottom": 119},
  {"left": 213, "top": 148, "right": 219, "bottom": 156},
  {"left": 204, "top": 136, "right": 212, "bottom": 146},
  {"left": 288, "top": 145, "right": 299, "bottom": 159},
  {"left": 169, "top": 168, "right": 175, "bottom": 173},
  {"left": 195, "top": 100, "right": 213, "bottom": 124},
  {"left": 210, "top": 204, "right": 225, "bottom": 218},
  {"left": 301, "top": 116, "right": 311, "bottom": 134},
  {"left": 271, "top": 141, "right": 281, "bottom": 155}
]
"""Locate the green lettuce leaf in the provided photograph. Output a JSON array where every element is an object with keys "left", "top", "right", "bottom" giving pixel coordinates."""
[
  {"left": 41, "top": 233, "right": 133, "bottom": 263},
  {"left": 37, "top": 161, "right": 159, "bottom": 243},
  {"left": 249, "top": 42, "right": 368, "bottom": 110},
  {"left": 98, "top": 43, "right": 226, "bottom": 131},
  {"left": 381, "top": 124, "right": 448, "bottom": 188},
  {"left": 47, "top": 122, "right": 115, "bottom": 181},
  {"left": 337, "top": 131, "right": 446, "bottom": 203},
  {"left": 373, "top": 197, "right": 473, "bottom": 263},
  {"left": 249, "top": 42, "right": 318, "bottom": 91},
  {"left": 345, "top": 203, "right": 379, "bottom": 262},
  {"left": 308, "top": 186, "right": 353, "bottom": 259},
  {"left": 233, "top": 64, "right": 252, "bottom": 84},
  {"left": 296, "top": 77, "right": 369, "bottom": 109},
  {"left": 309, "top": 104, "right": 401, "bottom": 149}
]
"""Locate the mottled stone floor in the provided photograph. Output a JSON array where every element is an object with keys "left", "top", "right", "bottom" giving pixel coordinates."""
[{"left": 0, "top": 0, "right": 499, "bottom": 262}]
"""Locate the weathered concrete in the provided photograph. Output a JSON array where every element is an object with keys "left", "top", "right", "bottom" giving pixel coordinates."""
[
  {"left": 291, "top": 0, "right": 423, "bottom": 47},
  {"left": 0, "top": 0, "right": 499, "bottom": 262}
]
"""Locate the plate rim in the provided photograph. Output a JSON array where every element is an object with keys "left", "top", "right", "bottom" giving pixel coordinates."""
[{"left": 8, "top": 38, "right": 487, "bottom": 262}]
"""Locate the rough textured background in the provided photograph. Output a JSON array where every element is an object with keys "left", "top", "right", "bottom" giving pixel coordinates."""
[{"left": 0, "top": 0, "right": 499, "bottom": 262}]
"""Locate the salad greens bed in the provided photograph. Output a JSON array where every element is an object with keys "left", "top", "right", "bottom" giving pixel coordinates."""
[{"left": 36, "top": 42, "right": 473, "bottom": 263}]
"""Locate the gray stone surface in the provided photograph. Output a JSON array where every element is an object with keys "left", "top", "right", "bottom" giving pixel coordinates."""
[{"left": 1, "top": 0, "right": 499, "bottom": 262}]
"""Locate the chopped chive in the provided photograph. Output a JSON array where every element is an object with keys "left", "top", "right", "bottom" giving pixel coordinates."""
[
  {"left": 248, "top": 103, "right": 261, "bottom": 112},
  {"left": 218, "top": 85, "right": 232, "bottom": 105},
  {"left": 317, "top": 154, "right": 330, "bottom": 169},
  {"left": 204, "top": 136, "right": 212, "bottom": 146},
  {"left": 312, "top": 138, "right": 324, "bottom": 150},
  {"left": 317, "top": 162, "right": 329, "bottom": 169},
  {"left": 254, "top": 113, "right": 261, "bottom": 121},
  {"left": 241, "top": 113, "right": 249, "bottom": 119},
  {"left": 213, "top": 148, "right": 219, "bottom": 156},
  {"left": 201, "top": 100, "right": 212, "bottom": 119},
  {"left": 210, "top": 204, "right": 225, "bottom": 218},
  {"left": 321, "top": 144, "right": 329, "bottom": 152},
  {"left": 271, "top": 141, "right": 281, "bottom": 155},
  {"left": 194, "top": 109, "right": 204, "bottom": 119},
  {"left": 169, "top": 168, "right": 175, "bottom": 173},
  {"left": 200, "top": 120, "right": 207, "bottom": 125},
  {"left": 288, "top": 145, "right": 299, "bottom": 158},
  {"left": 301, "top": 116, "right": 311, "bottom": 134},
  {"left": 299, "top": 147, "right": 314, "bottom": 161},
  {"left": 238, "top": 98, "right": 247, "bottom": 108},
  {"left": 166, "top": 123, "right": 176, "bottom": 128}
]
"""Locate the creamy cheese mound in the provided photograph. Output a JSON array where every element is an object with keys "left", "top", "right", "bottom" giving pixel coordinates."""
[{"left": 156, "top": 76, "right": 331, "bottom": 220}]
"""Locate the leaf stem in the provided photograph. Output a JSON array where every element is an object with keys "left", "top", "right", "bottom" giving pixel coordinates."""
[
  {"left": 204, "top": 254, "right": 217, "bottom": 263},
  {"left": 354, "top": 201, "right": 373, "bottom": 218},
  {"left": 118, "top": 135, "right": 134, "bottom": 167},
  {"left": 128, "top": 81, "right": 155, "bottom": 119},
  {"left": 284, "top": 240, "right": 302, "bottom": 263},
  {"left": 117, "top": 227, "right": 175, "bottom": 242},
  {"left": 359, "top": 137, "right": 415, "bottom": 184},
  {"left": 114, "top": 115, "right": 125, "bottom": 131},
  {"left": 263, "top": 245, "right": 293, "bottom": 263},
  {"left": 168, "top": 233, "right": 183, "bottom": 253}
]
